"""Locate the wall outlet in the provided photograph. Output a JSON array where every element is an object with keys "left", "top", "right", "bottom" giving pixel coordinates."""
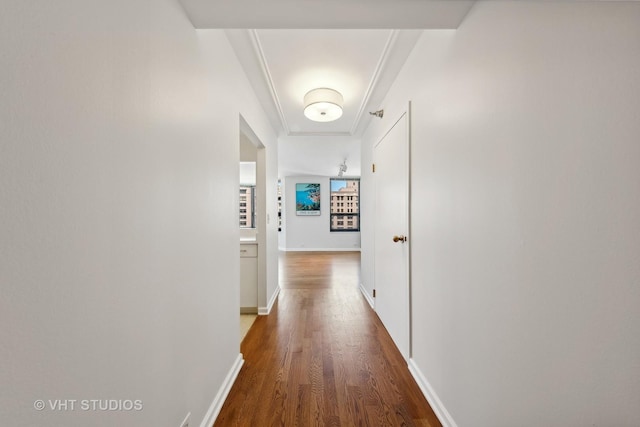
[{"left": 179, "top": 412, "right": 191, "bottom": 427}]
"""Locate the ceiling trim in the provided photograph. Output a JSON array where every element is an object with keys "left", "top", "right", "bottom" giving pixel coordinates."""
[
  {"left": 249, "top": 30, "right": 291, "bottom": 134},
  {"left": 249, "top": 29, "right": 403, "bottom": 138},
  {"left": 287, "top": 131, "right": 353, "bottom": 137},
  {"left": 349, "top": 30, "right": 398, "bottom": 136}
]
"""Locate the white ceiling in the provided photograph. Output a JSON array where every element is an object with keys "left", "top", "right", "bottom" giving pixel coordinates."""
[
  {"left": 178, "top": 0, "right": 476, "bottom": 175},
  {"left": 225, "top": 29, "right": 425, "bottom": 138}
]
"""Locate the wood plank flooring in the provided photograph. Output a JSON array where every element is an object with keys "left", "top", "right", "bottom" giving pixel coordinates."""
[{"left": 214, "top": 251, "right": 441, "bottom": 427}]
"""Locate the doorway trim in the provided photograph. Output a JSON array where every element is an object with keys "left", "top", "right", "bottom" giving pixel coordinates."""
[{"left": 239, "top": 115, "right": 272, "bottom": 315}]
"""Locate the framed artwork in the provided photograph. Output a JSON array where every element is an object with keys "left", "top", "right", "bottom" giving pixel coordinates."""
[{"left": 296, "top": 183, "right": 321, "bottom": 215}]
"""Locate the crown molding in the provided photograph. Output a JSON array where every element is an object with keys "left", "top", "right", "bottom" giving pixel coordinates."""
[
  {"left": 349, "top": 30, "right": 399, "bottom": 136},
  {"left": 287, "top": 131, "right": 353, "bottom": 137},
  {"left": 243, "top": 29, "right": 416, "bottom": 138},
  {"left": 249, "top": 30, "right": 291, "bottom": 135}
]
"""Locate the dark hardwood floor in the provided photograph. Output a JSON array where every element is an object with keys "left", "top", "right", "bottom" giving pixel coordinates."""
[{"left": 214, "top": 251, "right": 441, "bottom": 427}]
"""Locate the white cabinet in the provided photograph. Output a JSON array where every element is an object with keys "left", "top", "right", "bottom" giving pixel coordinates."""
[{"left": 240, "top": 243, "right": 258, "bottom": 313}]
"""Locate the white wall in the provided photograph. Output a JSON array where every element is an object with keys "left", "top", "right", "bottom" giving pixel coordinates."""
[
  {"left": 278, "top": 178, "right": 287, "bottom": 250},
  {"left": 239, "top": 132, "right": 258, "bottom": 163},
  {"left": 0, "top": 1, "right": 277, "bottom": 426},
  {"left": 283, "top": 176, "right": 361, "bottom": 251},
  {"left": 361, "top": 2, "right": 640, "bottom": 426},
  {"left": 239, "top": 163, "right": 256, "bottom": 185},
  {"left": 278, "top": 135, "right": 362, "bottom": 251},
  {"left": 278, "top": 136, "right": 361, "bottom": 177},
  {"left": 262, "top": 137, "right": 281, "bottom": 312}
]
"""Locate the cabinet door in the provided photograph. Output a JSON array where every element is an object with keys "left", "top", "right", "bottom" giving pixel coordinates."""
[{"left": 240, "top": 256, "right": 258, "bottom": 310}]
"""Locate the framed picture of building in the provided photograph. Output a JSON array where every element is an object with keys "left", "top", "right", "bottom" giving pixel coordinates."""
[{"left": 296, "top": 183, "right": 321, "bottom": 215}]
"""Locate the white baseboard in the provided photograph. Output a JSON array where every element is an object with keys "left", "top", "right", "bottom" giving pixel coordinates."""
[
  {"left": 179, "top": 412, "right": 191, "bottom": 427},
  {"left": 359, "top": 283, "right": 374, "bottom": 309},
  {"left": 258, "top": 286, "right": 280, "bottom": 315},
  {"left": 199, "top": 354, "right": 244, "bottom": 427},
  {"left": 408, "top": 359, "right": 457, "bottom": 427},
  {"left": 281, "top": 247, "right": 361, "bottom": 252}
]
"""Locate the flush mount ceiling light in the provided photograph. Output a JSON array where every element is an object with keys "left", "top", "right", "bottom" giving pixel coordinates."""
[{"left": 303, "top": 88, "right": 343, "bottom": 122}]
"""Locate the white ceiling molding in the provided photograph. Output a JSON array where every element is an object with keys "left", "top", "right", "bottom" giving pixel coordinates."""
[
  {"left": 349, "top": 30, "right": 399, "bottom": 136},
  {"left": 287, "top": 131, "right": 353, "bottom": 137},
  {"left": 248, "top": 30, "right": 395, "bottom": 138},
  {"left": 211, "top": 1, "right": 475, "bottom": 177},
  {"left": 228, "top": 29, "right": 423, "bottom": 138},
  {"left": 248, "top": 30, "right": 291, "bottom": 135}
]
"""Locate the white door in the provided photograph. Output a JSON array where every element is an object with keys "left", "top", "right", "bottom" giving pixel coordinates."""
[{"left": 374, "top": 109, "right": 410, "bottom": 360}]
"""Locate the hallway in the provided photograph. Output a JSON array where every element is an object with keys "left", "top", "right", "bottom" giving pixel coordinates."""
[{"left": 215, "top": 252, "right": 440, "bottom": 426}]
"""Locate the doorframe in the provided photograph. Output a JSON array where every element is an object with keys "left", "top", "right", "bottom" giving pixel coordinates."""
[
  {"left": 372, "top": 101, "right": 413, "bottom": 360},
  {"left": 407, "top": 101, "right": 412, "bottom": 359},
  {"left": 239, "top": 115, "right": 268, "bottom": 314}
]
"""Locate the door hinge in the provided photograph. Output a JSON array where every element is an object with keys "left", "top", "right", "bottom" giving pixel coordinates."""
[
  {"left": 372, "top": 163, "right": 376, "bottom": 173},
  {"left": 373, "top": 289, "right": 376, "bottom": 298}
]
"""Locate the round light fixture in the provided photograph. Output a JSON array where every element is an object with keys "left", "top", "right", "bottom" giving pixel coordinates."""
[{"left": 303, "top": 88, "right": 343, "bottom": 122}]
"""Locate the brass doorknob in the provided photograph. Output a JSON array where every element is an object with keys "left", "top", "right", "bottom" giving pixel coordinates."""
[{"left": 393, "top": 235, "right": 407, "bottom": 243}]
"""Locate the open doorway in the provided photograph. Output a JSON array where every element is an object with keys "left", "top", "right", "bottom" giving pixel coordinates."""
[{"left": 239, "top": 116, "right": 266, "bottom": 341}]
